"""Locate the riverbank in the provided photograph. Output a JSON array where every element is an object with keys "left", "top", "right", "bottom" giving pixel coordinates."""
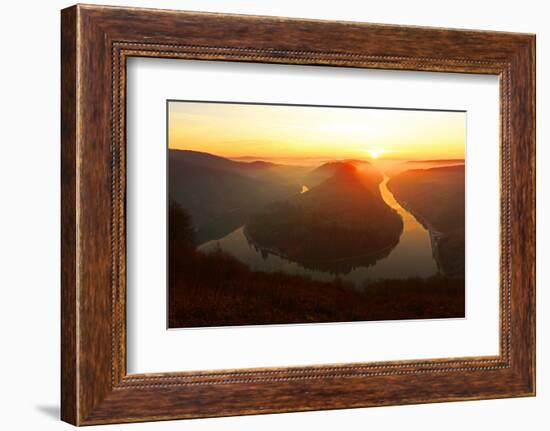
[
  {"left": 386, "top": 166, "right": 465, "bottom": 277},
  {"left": 390, "top": 195, "right": 445, "bottom": 273}
]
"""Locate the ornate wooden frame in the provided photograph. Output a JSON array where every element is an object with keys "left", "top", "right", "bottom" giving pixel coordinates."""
[{"left": 61, "top": 4, "right": 535, "bottom": 425}]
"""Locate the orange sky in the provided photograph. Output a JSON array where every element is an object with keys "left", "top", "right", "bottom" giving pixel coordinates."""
[{"left": 168, "top": 101, "right": 465, "bottom": 161}]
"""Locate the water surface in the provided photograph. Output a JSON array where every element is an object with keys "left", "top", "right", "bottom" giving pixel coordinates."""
[{"left": 199, "top": 176, "right": 438, "bottom": 288}]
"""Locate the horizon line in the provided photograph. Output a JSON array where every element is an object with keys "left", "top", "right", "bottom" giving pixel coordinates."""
[{"left": 168, "top": 148, "right": 465, "bottom": 163}]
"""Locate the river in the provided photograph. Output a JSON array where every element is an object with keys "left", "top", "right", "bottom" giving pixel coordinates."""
[{"left": 198, "top": 175, "right": 438, "bottom": 288}]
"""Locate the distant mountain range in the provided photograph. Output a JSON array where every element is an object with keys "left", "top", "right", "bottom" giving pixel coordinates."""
[
  {"left": 386, "top": 159, "right": 465, "bottom": 177},
  {"left": 407, "top": 159, "right": 464, "bottom": 164},
  {"left": 171, "top": 150, "right": 276, "bottom": 173}
]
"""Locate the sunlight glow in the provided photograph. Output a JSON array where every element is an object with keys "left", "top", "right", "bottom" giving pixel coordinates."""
[
  {"left": 169, "top": 102, "right": 466, "bottom": 161},
  {"left": 367, "top": 148, "right": 385, "bottom": 159}
]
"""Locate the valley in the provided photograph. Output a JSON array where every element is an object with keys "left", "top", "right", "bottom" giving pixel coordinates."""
[{"left": 167, "top": 149, "right": 465, "bottom": 327}]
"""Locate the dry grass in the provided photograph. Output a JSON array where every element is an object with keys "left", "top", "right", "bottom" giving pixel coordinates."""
[{"left": 168, "top": 246, "right": 464, "bottom": 328}]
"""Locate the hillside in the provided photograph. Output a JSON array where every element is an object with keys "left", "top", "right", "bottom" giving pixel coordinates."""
[
  {"left": 169, "top": 149, "right": 306, "bottom": 243},
  {"left": 245, "top": 162, "right": 403, "bottom": 273},
  {"left": 387, "top": 165, "right": 465, "bottom": 276}
]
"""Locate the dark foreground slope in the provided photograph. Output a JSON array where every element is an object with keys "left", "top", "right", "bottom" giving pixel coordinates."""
[
  {"left": 168, "top": 202, "right": 464, "bottom": 328},
  {"left": 245, "top": 162, "right": 403, "bottom": 273},
  {"left": 387, "top": 165, "right": 465, "bottom": 276}
]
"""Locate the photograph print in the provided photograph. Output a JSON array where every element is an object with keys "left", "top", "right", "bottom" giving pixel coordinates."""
[{"left": 167, "top": 101, "right": 466, "bottom": 328}]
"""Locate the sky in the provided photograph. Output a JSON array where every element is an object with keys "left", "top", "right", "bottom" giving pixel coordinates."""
[{"left": 168, "top": 101, "right": 465, "bottom": 162}]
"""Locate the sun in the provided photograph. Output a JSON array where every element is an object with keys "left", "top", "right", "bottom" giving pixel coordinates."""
[{"left": 367, "top": 148, "right": 385, "bottom": 159}]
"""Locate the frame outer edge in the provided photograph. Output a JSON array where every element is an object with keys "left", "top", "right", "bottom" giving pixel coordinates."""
[
  {"left": 504, "top": 35, "right": 536, "bottom": 396},
  {"left": 61, "top": 5, "right": 79, "bottom": 426},
  {"left": 521, "top": 34, "right": 536, "bottom": 395},
  {"left": 531, "top": 34, "right": 536, "bottom": 396},
  {"left": 61, "top": 4, "right": 536, "bottom": 425},
  {"left": 527, "top": 34, "right": 536, "bottom": 396}
]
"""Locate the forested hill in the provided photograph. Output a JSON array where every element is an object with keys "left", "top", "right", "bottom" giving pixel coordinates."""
[{"left": 245, "top": 162, "right": 403, "bottom": 273}]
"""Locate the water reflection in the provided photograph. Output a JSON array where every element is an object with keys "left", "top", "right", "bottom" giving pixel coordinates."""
[{"left": 199, "top": 176, "right": 438, "bottom": 288}]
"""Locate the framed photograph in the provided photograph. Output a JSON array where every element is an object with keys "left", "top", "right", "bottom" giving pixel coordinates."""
[
  {"left": 166, "top": 100, "right": 467, "bottom": 328},
  {"left": 61, "top": 4, "right": 536, "bottom": 425}
]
